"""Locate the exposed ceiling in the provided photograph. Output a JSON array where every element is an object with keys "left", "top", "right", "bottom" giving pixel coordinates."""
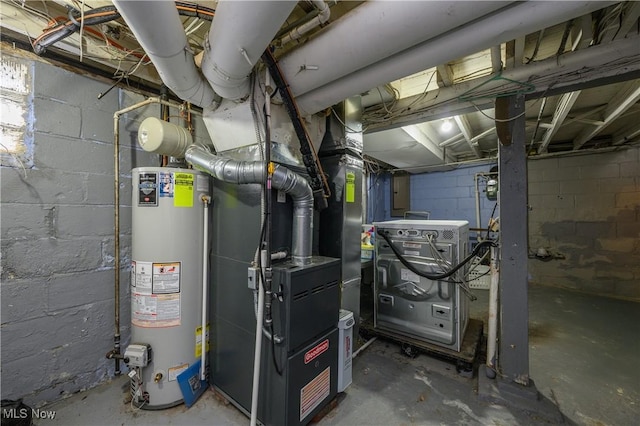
[{"left": 2, "top": 0, "right": 639, "bottom": 173}]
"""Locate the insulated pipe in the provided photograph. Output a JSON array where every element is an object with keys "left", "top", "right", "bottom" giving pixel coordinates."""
[
  {"left": 280, "top": 0, "right": 330, "bottom": 46},
  {"left": 200, "top": 0, "right": 297, "bottom": 100},
  {"left": 294, "top": 1, "right": 612, "bottom": 115},
  {"left": 278, "top": 1, "right": 507, "bottom": 97},
  {"left": 486, "top": 245, "right": 499, "bottom": 377},
  {"left": 112, "top": 0, "right": 219, "bottom": 109},
  {"left": 185, "top": 145, "right": 313, "bottom": 265}
]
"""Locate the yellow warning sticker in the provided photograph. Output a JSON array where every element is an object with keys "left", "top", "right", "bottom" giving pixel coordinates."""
[
  {"left": 174, "top": 173, "right": 194, "bottom": 207},
  {"left": 195, "top": 324, "right": 210, "bottom": 358},
  {"left": 346, "top": 171, "right": 356, "bottom": 203}
]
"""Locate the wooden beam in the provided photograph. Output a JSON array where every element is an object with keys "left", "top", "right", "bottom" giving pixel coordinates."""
[
  {"left": 401, "top": 124, "right": 453, "bottom": 162},
  {"left": 573, "top": 80, "right": 640, "bottom": 149},
  {"left": 436, "top": 64, "right": 454, "bottom": 87},
  {"left": 453, "top": 115, "right": 482, "bottom": 158},
  {"left": 612, "top": 121, "right": 640, "bottom": 146},
  {"left": 491, "top": 45, "right": 502, "bottom": 73},
  {"left": 537, "top": 91, "right": 581, "bottom": 154}
]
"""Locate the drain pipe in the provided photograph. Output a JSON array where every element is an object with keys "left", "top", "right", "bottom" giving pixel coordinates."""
[
  {"left": 106, "top": 96, "right": 197, "bottom": 374},
  {"left": 185, "top": 145, "right": 313, "bottom": 265},
  {"left": 280, "top": 0, "right": 330, "bottom": 46},
  {"left": 200, "top": 195, "right": 211, "bottom": 381}
]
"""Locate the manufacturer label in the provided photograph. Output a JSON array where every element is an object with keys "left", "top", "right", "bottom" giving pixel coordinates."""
[
  {"left": 133, "top": 261, "right": 153, "bottom": 294},
  {"left": 277, "top": 190, "right": 286, "bottom": 203},
  {"left": 300, "top": 367, "right": 330, "bottom": 421},
  {"left": 403, "top": 242, "right": 421, "bottom": 249},
  {"left": 138, "top": 172, "right": 158, "bottom": 206},
  {"left": 132, "top": 293, "right": 181, "bottom": 327},
  {"left": 196, "top": 174, "right": 210, "bottom": 193},
  {"left": 304, "top": 339, "right": 329, "bottom": 364},
  {"left": 404, "top": 250, "right": 420, "bottom": 256},
  {"left": 401, "top": 268, "right": 420, "bottom": 283},
  {"left": 344, "top": 335, "right": 352, "bottom": 368}
]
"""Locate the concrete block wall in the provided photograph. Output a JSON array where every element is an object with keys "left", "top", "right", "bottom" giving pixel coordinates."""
[
  {"left": 528, "top": 147, "right": 640, "bottom": 300},
  {"left": 367, "top": 162, "right": 498, "bottom": 233},
  {"left": 1, "top": 49, "right": 212, "bottom": 406}
]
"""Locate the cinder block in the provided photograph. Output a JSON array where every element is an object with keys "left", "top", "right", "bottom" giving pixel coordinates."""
[
  {"left": 527, "top": 157, "right": 558, "bottom": 171},
  {"left": 0, "top": 204, "right": 55, "bottom": 239},
  {"left": 82, "top": 108, "right": 114, "bottom": 143},
  {"left": 580, "top": 163, "right": 619, "bottom": 179},
  {"left": 528, "top": 181, "right": 559, "bottom": 195},
  {"left": 615, "top": 192, "right": 640, "bottom": 208},
  {"left": 34, "top": 61, "right": 118, "bottom": 113},
  {"left": 571, "top": 206, "right": 618, "bottom": 222},
  {"left": 596, "top": 237, "right": 636, "bottom": 253},
  {"left": 558, "top": 179, "right": 599, "bottom": 195},
  {"left": 528, "top": 207, "right": 557, "bottom": 223},
  {"left": 0, "top": 167, "right": 85, "bottom": 205},
  {"left": 57, "top": 205, "right": 114, "bottom": 237},
  {"left": 119, "top": 145, "right": 159, "bottom": 173},
  {"left": 529, "top": 194, "right": 574, "bottom": 210},
  {"left": 541, "top": 220, "right": 576, "bottom": 238},
  {"left": 575, "top": 221, "right": 616, "bottom": 238},
  {"left": 574, "top": 193, "right": 615, "bottom": 210},
  {"left": 47, "top": 270, "right": 114, "bottom": 311},
  {"left": 542, "top": 166, "right": 581, "bottom": 182},
  {"left": 558, "top": 153, "right": 604, "bottom": 168},
  {"left": 0, "top": 278, "right": 48, "bottom": 324},
  {"left": 527, "top": 168, "right": 543, "bottom": 183},
  {"left": 34, "top": 133, "right": 113, "bottom": 174},
  {"left": 619, "top": 161, "right": 640, "bottom": 178},
  {"left": 2, "top": 238, "right": 103, "bottom": 279},
  {"left": 617, "top": 221, "right": 640, "bottom": 238},
  {"left": 0, "top": 350, "right": 55, "bottom": 401},
  {"left": 34, "top": 97, "right": 81, "bottom": 138}
]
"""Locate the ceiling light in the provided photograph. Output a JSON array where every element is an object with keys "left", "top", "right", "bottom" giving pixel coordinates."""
[{"left": 441, "top": 119, "right": 453, "bottom": 132}]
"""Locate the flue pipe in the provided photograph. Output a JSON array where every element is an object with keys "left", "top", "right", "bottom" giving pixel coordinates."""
[
  {"left": 294, "top": 1, "right": 612, "bottom": 115},
  {"left": 278, "top": 0, "right": 507, "bottom": 97},
  {"left": 112, "top": 0, "right": 219, "bottom": 109},
  {"left": 200, "top": 0, "right": 297, "bottom": 100},
  {"left": 185, "top": 145, "right": 313, "bottom": 265}
]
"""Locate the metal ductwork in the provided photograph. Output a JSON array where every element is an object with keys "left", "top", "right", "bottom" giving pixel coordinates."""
[
  {"left": 287, "top": 1, "right": 613, "bottom": 115},
  {"left": 200, "top": 0, "right": 297, "bottom": 101},
  {"left": 278, "top": 0, "right": 508, "bottom": 97},
  {"left": 112, "top": 0, "right": 219, "bottom": 109},
  {"left": 185, "top": 145, "right": 313, "bottom": 265}
]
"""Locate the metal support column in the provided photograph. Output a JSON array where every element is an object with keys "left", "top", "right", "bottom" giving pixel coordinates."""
[{"left": 497, "top": 94, "right": 529, "bottom": 385}]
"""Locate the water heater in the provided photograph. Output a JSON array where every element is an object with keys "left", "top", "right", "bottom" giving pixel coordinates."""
[{"left": 127, "top": 166, "right": 210, "bottom": 409}]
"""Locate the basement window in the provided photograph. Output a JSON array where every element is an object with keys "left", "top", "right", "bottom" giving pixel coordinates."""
[{"left": 0, "top": 57, "right": 34, "bottom": 171}]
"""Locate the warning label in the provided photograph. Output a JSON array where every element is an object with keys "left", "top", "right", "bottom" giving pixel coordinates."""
[
  {"left": 152, "top": 262, "right": 180, "bottom": 294},
  {"left": 174, "top": 173, "right": 194, "bottom": 208},
  {"left": 401, "top": 268, "right": 420, "bottom": 283},
  {"left": 195, "top": 324, "right": 210, "bottom": 358},
  {"left": 159, "top": 172, "right": 174, "bottom": 198},
  {"left": 300, "top": 367, "right": 330, "bottom": 421},
  {"left": 132, "top": 292, "right": 181, "bottom": 327},
  {"left": 168, "top": 363, "right": 189, "bottom": 382},
  {"left": 133, "top": 261, "right": 153, "bottom": 294}
]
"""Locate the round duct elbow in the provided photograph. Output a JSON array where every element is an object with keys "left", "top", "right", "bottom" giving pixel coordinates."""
[{"left": 138, "top": 117, "right": 192, "bottom": 157}]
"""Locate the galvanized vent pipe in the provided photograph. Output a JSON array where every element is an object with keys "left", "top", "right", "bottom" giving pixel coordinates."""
[
  {"left": 200, "top": 0, "right": 297, "bottom": 100},
  {"left": 112, "top": 0, "right": 219, "bottom": 109},
  {"left": 185, "top": 144, "right": 313, "bottom": 265}
]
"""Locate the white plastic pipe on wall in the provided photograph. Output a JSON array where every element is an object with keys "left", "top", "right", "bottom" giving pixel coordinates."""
[
  {"left": 278, "top": 1, "right": 508, "bottom": 97},
  {"left": 487, "top": 245, "right": 499, "bottom": 377},
  {"left": 201, "top": 0, "right": 297, "bottom": 100},
  {"left": 200, "top": 196, "right": 210, "bottom": 381},
  {"left": 112, "top": 0, "right": 219, "bottom": 109},
  {"left": 293, "top": 1, "right": 612, "bottom": 115}
]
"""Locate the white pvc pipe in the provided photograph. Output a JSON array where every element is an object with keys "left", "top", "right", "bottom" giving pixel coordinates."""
[
  {"left": 200, "top": 196, "right": 210, "bottom": 381},
  {"left": 112, "top": 0, "right": 218, "bottom": 109},
  {"left": 201, "top": 0, "right": 297, "bottom": 100},
  {"left": 294, "top": 1, "right": 611, "bottom": 115},
  {"left": 278, "top": 1, "right": 507, "bottom": 97},
  {"left": 250, "top": 251, "right": 268, "bottom": 426},
  {"left": 280, "top": 0, "right": 331, "bottom": 46},
  {"left": 487, "top": 245, "right": 499, "bottom": 373},
  {"left": 474, "top": 174, "right": 482, "bottom": 233}
]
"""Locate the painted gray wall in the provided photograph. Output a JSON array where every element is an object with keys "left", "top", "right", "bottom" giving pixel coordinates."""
[
  {"left": 528, "top": 147, "right": 640, "bottom": 300},
  {"left": 0, "top": 50, "right": 212, "bottom": 406}
]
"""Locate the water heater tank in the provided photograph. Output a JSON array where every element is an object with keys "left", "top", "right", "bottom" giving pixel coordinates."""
[{"left": 129, "top": 167, "right": 210, "bottom": 409}]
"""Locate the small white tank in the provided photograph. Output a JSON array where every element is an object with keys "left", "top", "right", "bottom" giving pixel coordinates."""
[{"left": 128, "top": 166, "right": 209, "bottom": 409}]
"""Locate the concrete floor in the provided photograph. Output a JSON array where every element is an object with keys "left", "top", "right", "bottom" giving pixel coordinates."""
[{"left": 42, "top": 284, "right": 639, "bottom": 426}]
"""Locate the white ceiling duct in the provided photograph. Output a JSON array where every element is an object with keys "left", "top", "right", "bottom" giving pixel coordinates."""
[
  {"left": 200, "top": 0, "right": 297, "bottom": 100},
  {"left": 112, "top": 0, "right": 218, "bottom": 109},
  {"left": 291, "top": 1, "right": 613, "bottom": 116},
  {"left": 278, "top": 0, "right": 509, "bottom": 98}
]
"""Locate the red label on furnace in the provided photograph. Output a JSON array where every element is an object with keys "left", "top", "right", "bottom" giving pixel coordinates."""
[{"left": 304, "top": 339, "right": 329, "bottom": 364}]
